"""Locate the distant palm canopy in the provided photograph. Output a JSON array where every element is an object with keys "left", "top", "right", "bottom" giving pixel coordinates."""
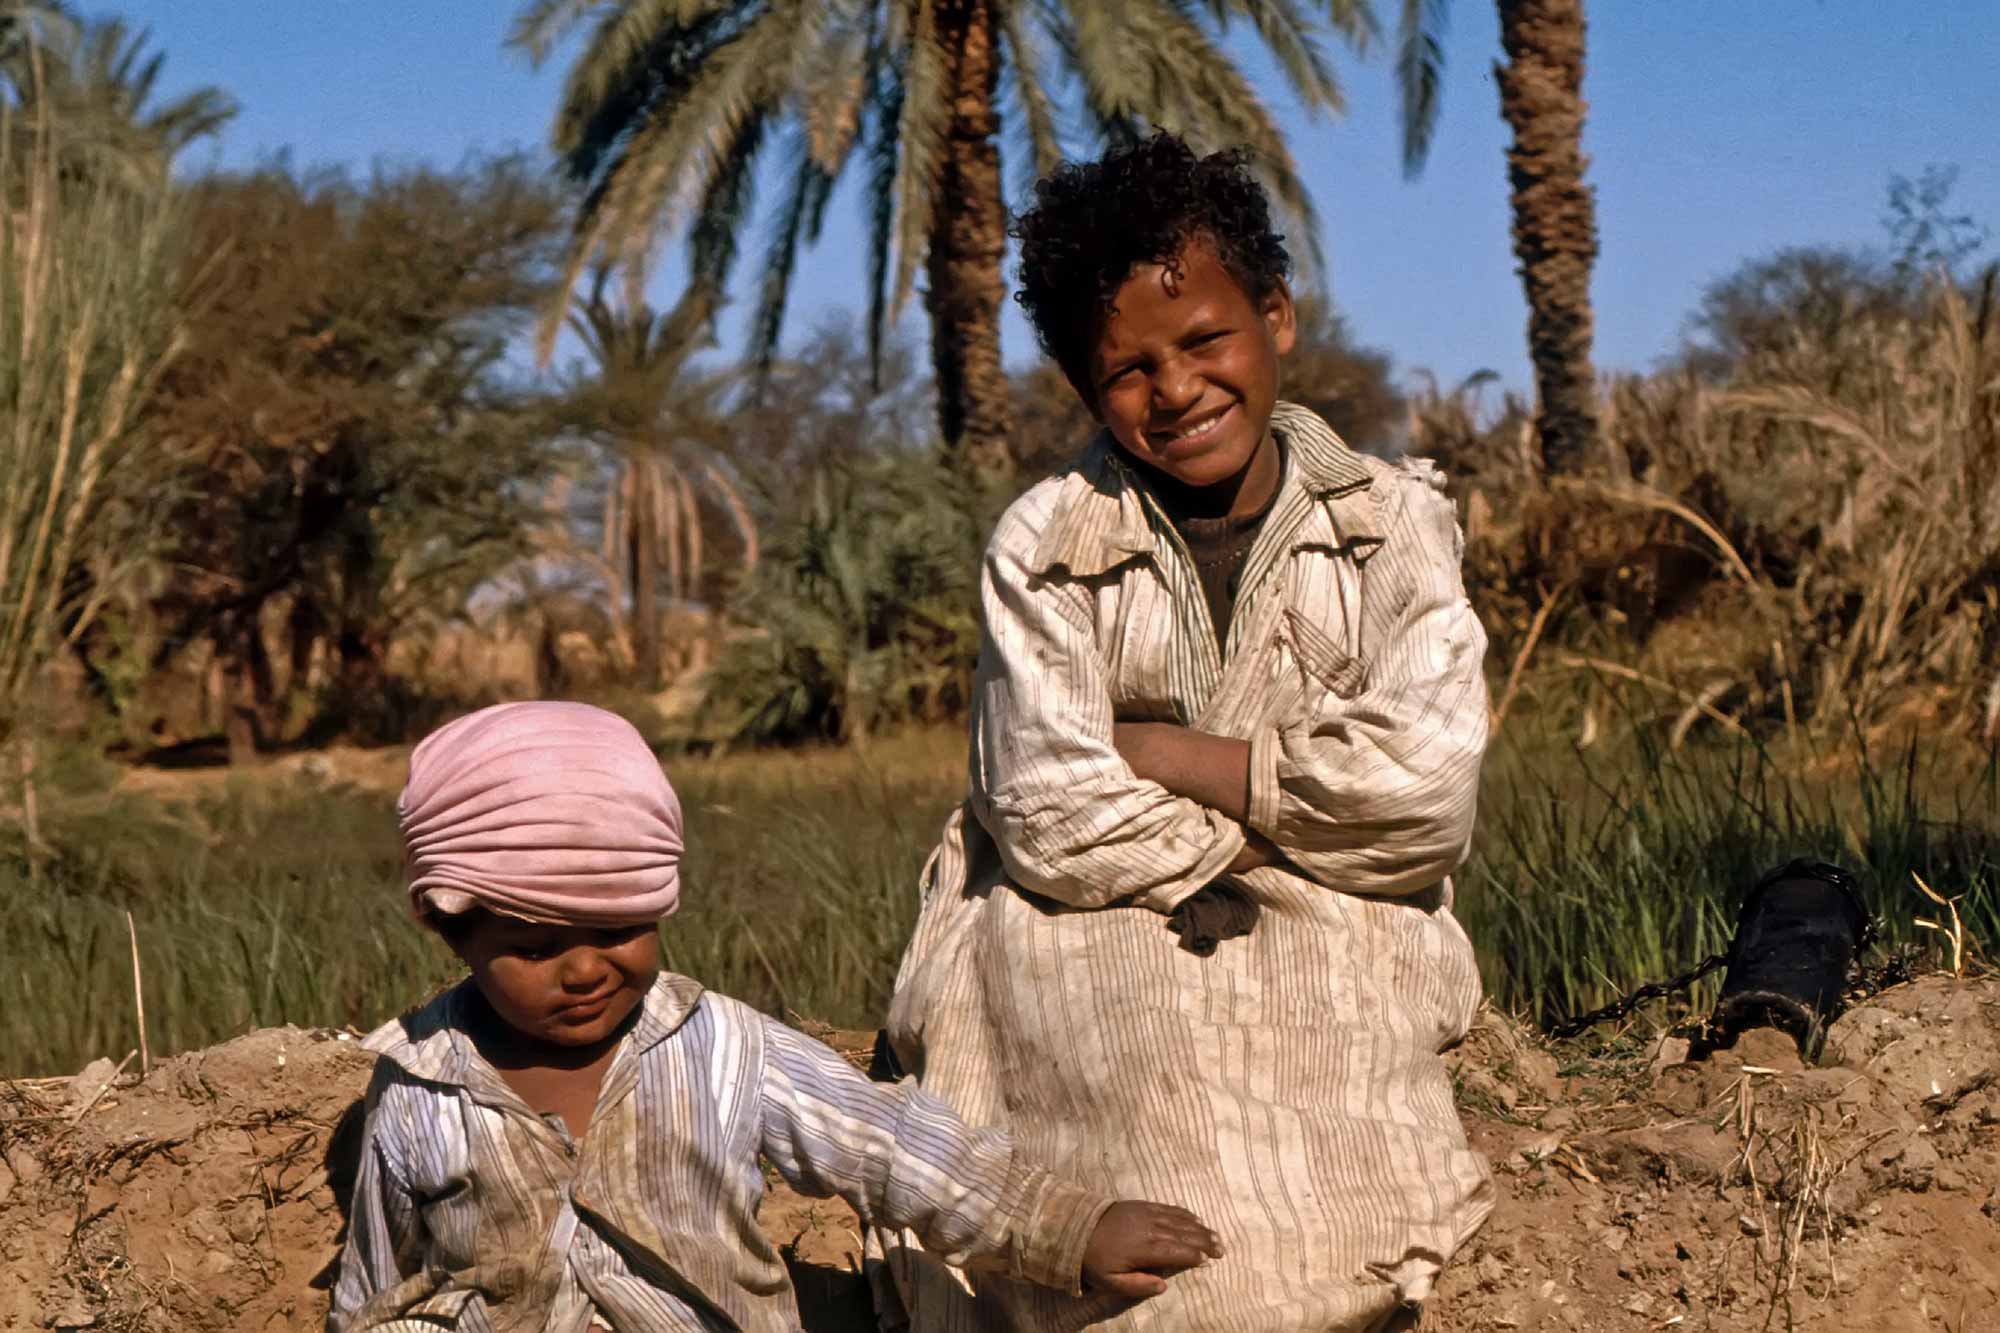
[
  {"left": 509, "top": 0, "right": 1447, "bottom": 478},
  {"left": 0, "top": 4, "right": 236, "bottom": 181}
]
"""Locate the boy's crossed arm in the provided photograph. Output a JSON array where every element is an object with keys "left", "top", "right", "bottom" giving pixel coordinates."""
[
  {"left": 757, "top": 1017, "right": 1220, "bottom": 1300},
  {"left": 969, "top": 526, "right": 1261, "bottom": 917},
  {"left": 1118, "top": 472, "right": 1488, "bottom": 900},
  {"left": 1108, "top": 722, "right": 1277, "bottom": 875},
  {"left": 975, "top": 471, "right": 1485, "bottom": 912}
]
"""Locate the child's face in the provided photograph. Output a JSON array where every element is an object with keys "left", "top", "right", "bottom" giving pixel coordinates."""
[
  {"left": 450, "top": 913, "right": 661, "bottom": 1050},
  {"left": 1083, "top": 241, "right": 1296, "bottom": 490}
]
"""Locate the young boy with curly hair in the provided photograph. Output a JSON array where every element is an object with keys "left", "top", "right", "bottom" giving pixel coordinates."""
[
  {"left": 327, "top": 701, "right": 1222, "bottom": 1331},
  {"left": 876, "top": 133, "right": 1493, "bottom": 1331}
]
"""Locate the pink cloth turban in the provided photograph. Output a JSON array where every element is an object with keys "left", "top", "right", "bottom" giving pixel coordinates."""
[{"left": 398, "top": 702, "right": 684, "bottom": 927}]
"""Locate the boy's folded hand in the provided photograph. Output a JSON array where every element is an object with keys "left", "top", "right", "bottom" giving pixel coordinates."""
[{"left": 1080, "top": 1201, "right": 1224, "bottom": 1300}]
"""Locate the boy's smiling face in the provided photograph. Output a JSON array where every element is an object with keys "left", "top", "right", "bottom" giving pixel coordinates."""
[
  {"left": 1085, "top": 240, "right": 1296, "bottom": 497},
  {"left": 449, "top": 913, "right": 661, "bottom": 1051}
]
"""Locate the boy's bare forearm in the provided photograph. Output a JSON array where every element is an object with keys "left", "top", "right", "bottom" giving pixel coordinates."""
[
  {"left": 1112, "top": 722, "right": 1249, "bottom": 817},
  {"left": 1111, "top": 722, "right": 1278, "bottom": 872}
]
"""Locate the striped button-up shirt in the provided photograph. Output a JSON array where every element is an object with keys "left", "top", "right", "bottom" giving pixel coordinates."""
[
  {"left": 879, "top": 404, "right": 1494, "bottom": 1332},
  {"left": 328, "top": 972, "right": 1111, "bottom": 1331}
]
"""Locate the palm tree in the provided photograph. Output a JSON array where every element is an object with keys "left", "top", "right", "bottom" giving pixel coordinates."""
[
  {"left": 510, "top": 0, "right": 1381, "bottom": 480},
  {"left": 0, "top": 1, "right": 67, "bottom": 63},
  {"left": 565, "top": 269, "right": 758, "bottom": 688},
  {"left": 1, "top": 14, "right": 236, "bottom": 184},
  {"left": 1396, "top": 0, "right": 1600, "bottom": 477}
]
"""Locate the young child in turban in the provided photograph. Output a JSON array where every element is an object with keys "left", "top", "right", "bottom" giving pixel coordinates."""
[{"left": 327, "top": 701, "right": 1221, "bottom": 1331}]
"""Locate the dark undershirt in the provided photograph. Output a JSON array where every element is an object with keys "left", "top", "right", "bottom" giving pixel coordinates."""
[{"left": 1166, "top": 475, "right": 1281, "bottom": 659}]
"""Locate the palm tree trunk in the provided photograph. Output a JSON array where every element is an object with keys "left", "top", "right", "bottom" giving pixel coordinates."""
[
  {"left": 1495, "top": 0, "right": 1601, "bottom": 476},
  {"left": 926, "top": 0, "right": 1014, "bottom": 482},
  {"left": 628, "top": 454, "right": 662, "bottom": 690}
]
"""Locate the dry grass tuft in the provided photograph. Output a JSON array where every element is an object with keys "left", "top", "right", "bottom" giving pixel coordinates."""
[{"left": 1423, "top": 266, "right": 2000, "bottom": 746}]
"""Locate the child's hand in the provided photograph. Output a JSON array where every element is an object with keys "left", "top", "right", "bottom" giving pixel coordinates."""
[
  {"left": 1226, "top": 829, "right": 1281, "bottom": 874},
  {"left": 1081, "top": 1201, "right": 1224, "bottom": 1300}
]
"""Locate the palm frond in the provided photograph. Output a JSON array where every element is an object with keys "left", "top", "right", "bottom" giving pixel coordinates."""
[
  {"left": 539, "top": 2, "right": 797, "bottom": 362},
  {"left": 1306, "top": 0, "right": 1380, "bottom": 55},
  {"left": 749, "top": 133, "right": 836, "bottom": 381},
  {"left": 1395, "top": 0, "right": 1447, "bottom": 175},
  {"left": 1124, "top": 0, "right": 1329, "bottom": 281},
  {"left": 887, "top": 0, "right": 947, "bottom": 317},
  {"left": 5, "top": 14, "right": 233, "bottom": 176},
  {"left": 862, "top": 64, "right": 901, "bottom": 388},
  {"left": 1051, "top": 1, "right": 1148, "bottom": 148},
  {"left": 0, "top": 3, "right": 76, "bottom": 73},
  {"left": 684, "top": 107, "right": 767, "bottom": 302},
  {"left": 1195, "top": 0, "right": 1345, "bottom": 115},
  {"left": 506, "top": 0, "right": 612, "bottom": 65},
  {"left": 794, "top": 0, "right": 875, "bottom": 174},
  {"left": 592, "top": 2, "right": 799, "bottom": 268},
  {"left": 650, "top": 278, "right": 724, "bottom": 380},
  {"left": 547, "top": 5, "right": 741, "bottom": 180},
  {"left": 146, "top": 87, "right": 236, "bottom": 155},
  {"left": 547, "top": 0, "right": 739, "bottom": 145},
  {"left": 999, "top": 2, "right": 1063, "bottom": 192}
]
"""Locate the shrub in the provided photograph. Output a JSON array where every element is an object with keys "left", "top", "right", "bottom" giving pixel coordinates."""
[{"left": 701, "top": 450, "right": 983, "bottom": 748}]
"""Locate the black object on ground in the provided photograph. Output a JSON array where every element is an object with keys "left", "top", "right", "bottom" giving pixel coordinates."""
[{"left": 1710, "top": 858, "right": 1869, "bottom": 1061}]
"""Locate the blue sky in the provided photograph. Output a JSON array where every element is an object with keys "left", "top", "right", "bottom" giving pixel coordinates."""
[{"left": 111, "top": 3, "right": 1998, "bottom": 395}]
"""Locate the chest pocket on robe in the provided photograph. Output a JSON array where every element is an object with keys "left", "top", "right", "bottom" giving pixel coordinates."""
[
  {"left": 1276, "top": 533, "right": 1373, "bottom": 708},
  {"left": 1281, "top": 606, "right": 1369, "bottom": 700}
]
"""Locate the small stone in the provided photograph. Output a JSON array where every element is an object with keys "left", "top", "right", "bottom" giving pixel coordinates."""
[
  {"left": 6, "top": 1148, "right": 41, "bottom": 1188},
  {"left": 225, "top": 1199, "right": 265, "bottom": 1245},
  {"left": 1738, "top": 1215, "right": 1765, "bottom": 1237},
  {"left": 67, "top": 1057, "right": 118, "bottom": 1111},
  {"left": 1731, "top": 1027, "right": 1806, "bottom": 1072},
  {"left": 1933, "top": 1166, "right": 1967, "bottom": 1193},
  {"left": 1891, "top": 1136, "right": 1940, "bottom": 1188},
  {"left": 1649, "top": 1035, "right": 1692, "bottom": 1075},
  {"left": 42, "top": 1285, "right": 96, "bottom": 1329}
]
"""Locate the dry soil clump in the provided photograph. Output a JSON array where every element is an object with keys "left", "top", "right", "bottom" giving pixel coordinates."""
[
  {"left": 1431, "top": 974, "right": 2000, "bottom": 1332},
  {"left": 3, "top": 979, "right": 1995, "bottom": 1331}
]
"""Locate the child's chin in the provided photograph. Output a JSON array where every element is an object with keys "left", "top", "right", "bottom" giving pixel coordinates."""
[
  {"left": 1158, "top": 444, "right": 1257, "bottom": 490},
  {"left": 545, "top": 998, "right": 632, "bottom": 1042}
]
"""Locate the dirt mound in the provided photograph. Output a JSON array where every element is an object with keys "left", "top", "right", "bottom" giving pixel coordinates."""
[
  {"left": 0, "top": 1023, "right": 875, "bottom": 1332},
  {"left": 3, "top": 980, "right": 1995, "bottom": 1331},
  {"left": 0, "top": 1027, "right": 375, "bottom": 1330},
  {"left": 1431, "top": 974, "right": 2000, "bottom": 1332}
]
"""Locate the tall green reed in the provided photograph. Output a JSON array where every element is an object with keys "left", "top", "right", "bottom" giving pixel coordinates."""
[
  {"left": 1463, "top": 710, "right": 2000, "bottom": 1027},
  {"left": 4, "top": 721, "right": 1991, "bottom": 1077},
  {"left": 0, "top": 731, "right": 964, "bottom": 1076},
  {"left": 0, "top": 68, "right": 194, "bottom": 722}
]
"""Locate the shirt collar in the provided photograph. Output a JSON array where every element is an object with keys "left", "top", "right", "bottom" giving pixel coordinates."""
[
  {"left": 361, "top": 969, "right": 706, "bottom": 1088},
  {"left": 1025, "top": 402, "right": 1379, "bottom": 578}
]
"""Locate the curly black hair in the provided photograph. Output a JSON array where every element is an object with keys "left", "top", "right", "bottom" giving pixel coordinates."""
[{"left": 1011, "top": 132, "right": 1292, "bottom": 387}]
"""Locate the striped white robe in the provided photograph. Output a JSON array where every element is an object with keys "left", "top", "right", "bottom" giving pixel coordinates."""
[
  {"left": 876, "top": 404, "right": 1494, "bottom": 1332},
  {"left": 330, "top": 974, "right": 1113, "bottom": 1331}
]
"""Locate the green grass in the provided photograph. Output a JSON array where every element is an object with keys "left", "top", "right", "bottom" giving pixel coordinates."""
[
  {"left": 1462, "top": 715, "right": 2000, "bottom": 1029},
  {"left": 0, "top": 731, "right": 964, "bottom": 1077},
  {"left": 3, "top": 721, "right": 1993, "bottom": 1077}
]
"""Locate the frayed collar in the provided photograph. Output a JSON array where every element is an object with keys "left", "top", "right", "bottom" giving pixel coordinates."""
[{"left": 361, "top": 970, "right": 705, "bottom": 1088}]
